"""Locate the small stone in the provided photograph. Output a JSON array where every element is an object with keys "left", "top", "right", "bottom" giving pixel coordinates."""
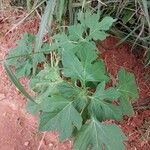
[
  {"left": 0, "top": 93, "right": 5, "bottom": 100},
  {"left": 49, "top": 143, "right": 54, "bottom": 147},
  {"left": 24, "top": 141, "right": 30, "bottom": 146}
]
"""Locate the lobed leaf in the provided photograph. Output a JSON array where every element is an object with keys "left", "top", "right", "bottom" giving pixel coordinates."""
[
  {"left": 89, "top": 82, "right": 122, "bottom": 121},
  {"left": 39, "top": 102, "right": 82, "bottom": 140},
  {"left": 62, "top": 49, "right": 109, "bottom": 83},
  {"left": 74, "top": 118, "right": 127, "bottom": 150},
  {"left": 78, "top": 11, "right": 116, "bottom": 41}
]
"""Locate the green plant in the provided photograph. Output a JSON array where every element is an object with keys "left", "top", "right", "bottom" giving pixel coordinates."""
[
  {"left": 6, "top": 33, "right": 50, "bottom": 77},
  {"left": 5, "top": 10, "right": 139, "bottom": 150}
]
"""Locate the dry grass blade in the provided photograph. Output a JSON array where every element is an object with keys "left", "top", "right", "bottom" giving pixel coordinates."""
[
  {"left": 5, "top": 0, "right": 47, "bottom": 36},
  {"left": 97, "top": 0, "right": 107, "bottom": 6},
  {"left": 131, "top": 22, "right": 145, "bottom": 50},
  {"left": 142, "top": 0, "right": 150, "bottom": 32},
  {"left": 115, "top": 24, "right": 142, "bottom": 47}
]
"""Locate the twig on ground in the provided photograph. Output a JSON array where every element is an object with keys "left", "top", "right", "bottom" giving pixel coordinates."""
[{"left": 37, "top": 132, "right": 46, "bottom": 150}]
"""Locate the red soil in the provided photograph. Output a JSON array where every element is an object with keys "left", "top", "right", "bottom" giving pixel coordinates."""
[{"left": 0, "top": 9, "right": 149, "bottom": 150}]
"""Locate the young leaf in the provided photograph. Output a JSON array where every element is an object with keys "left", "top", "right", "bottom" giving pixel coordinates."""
[
  {"left": 74, "top": 118, "right": 126, "bottom": 150},
  {"left": 78, "top": 11, "right": 116, "bottom": 41},
  {"left": 39, "top": 102, "right": 82, "bottom": 140}
]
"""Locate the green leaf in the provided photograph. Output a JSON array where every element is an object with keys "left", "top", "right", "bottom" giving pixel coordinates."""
[
  {"left": 76, "top": 42, "right": 97, "bottom": 65},
  {"left": 72, "top": 88, "right": 88, "bottom": 112},
  {"left": 62, "top": 49, "right": 109, "bottom": 82},
  {"left": 6, "top": 33, "right": 45, "bottom": 77},
  {"left": 74, "top": 40, "right": 96, "bottom": 54},
  {"left": 118, "top": 68, "right": 139, "bottom": 100},
  {"left": 79, "top": 11, "right": 100, "bottom": 29},
  {"left": 119, "top": 96, "right": 135, "bottom": 117},
  {"left": 117, "top": 68, "right": 139, "bottom": 116},
  {"left": 30, "top": 65, "right": 62, "bottom": 100},
  {"left": 54, "top": 33, "right": 75, "bottom": 52},
  {"left": 27, "top": 95, "right": 72, "bottom": 114},
  {"left": 85, "top": 60, "right": 109, "bottom": 82},
  {"left": 30, "top": 65, "right": 62, "bottom": 97},
  {"left": 90, "top": 31, "right": 108, "bottom": 41},
  {"left": 40, "top": 96, "right": 71, "bottom": 112},
  {"left": 89, "top": 82, "right": 122, "bottom": 120},
  {"left": 54, "top": 11, "right": 115, "bottom": 55},
  {"left": 40, "top": 43, "right": 58, "bottom": 54},
  {"left": 68, "top": 24, "right": 84, "bottom": 41},
  {"left": 51, "top": 81, "right": 88, "bottom": 112},
  {"left": 27, "top": 82, "right": 84, "bottom": 114},
  {"left": 6, "top": 33, "right": 34, "bottom": 77},
  {"left": 74, "top": 118, "right": 126, "bottom": 150},
  {"left": 62, "top": 49, "right": 84, "bottom": 80},
  {"left": 96, "top": 16, "right": 116, "bottom": 31},
  {"left": 78, "top": 11, "right": 116, "bottom": 41},
  {"left": 94, "top": 82, "right": 121, "bottom": 100},
  {"left": 39, "top": 102, "right": 82, "bottom": 140},
  {"left": 28, "top": 76, "right": 88, "bottom": 113}
]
